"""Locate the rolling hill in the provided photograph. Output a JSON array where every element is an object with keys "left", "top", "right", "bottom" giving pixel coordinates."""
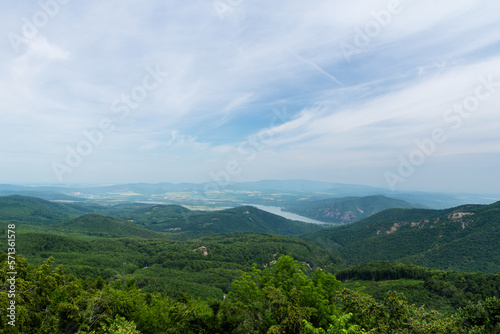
[
  {"left": 0, "top": 195, "right": 96, "bottom": 224},
  {"left": 14, "top": 230, "right": 341, "bottom": 299},
  {"left": 53, "top": 214, "right": 165, "bottom": 238},
  {"left": 284, "top": 195, "right": 423, "bottom": 224},
  {"left": 301, "top": 201, "right": 500, "bottom": 273},
  {"left": 0, "top": 190, "right": 85, "bottom": 202},
  {"left": 0, "top": 195, "right": 323, "bottom": 238},
  {"left": 119, "top": 204, "right": 324, "bottom": 237}
]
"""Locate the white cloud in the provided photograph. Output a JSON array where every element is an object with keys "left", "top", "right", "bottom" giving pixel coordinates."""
[{"left": 0, "top": 0, "right": 499, "bottom": 191}]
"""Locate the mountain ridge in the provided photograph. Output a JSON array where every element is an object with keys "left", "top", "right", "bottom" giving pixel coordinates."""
[
  {"left": 284, "top": 195, "right": 423, "bottom": 224},
  {"left": 301, "top": 201, "right": 500, "bottom": 273}
]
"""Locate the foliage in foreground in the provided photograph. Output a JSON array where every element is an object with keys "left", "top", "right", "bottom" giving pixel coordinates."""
[{"left": 0, "top": 254, "right": 499, "bottom": 333}]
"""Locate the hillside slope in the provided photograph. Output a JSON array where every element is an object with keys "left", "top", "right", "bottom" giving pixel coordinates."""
[
  {"left": 285, "top": 195, "right": 423, "bottom": 224},
  {"left": 53, "top": 214, "right": 165, "bottom": 238},
  {"left": 120, "top": 205, "right": 323, "bottom": 237},
  {"left": 1, "top": 195, "right": 323, "bottom": 238},
  {"left": 302, "top": 201, "right": 500, "bottom": 273},
  {"left": 14, "top": 231, "right": 341, "bottom": 299},
  {"left": 0, "top": 195, "right": 97, "bottom": 224}
]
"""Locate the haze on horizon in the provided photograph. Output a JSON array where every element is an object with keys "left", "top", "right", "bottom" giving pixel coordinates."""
[{"left": 1, "top": 1, "right": 500, "bottom": 194}]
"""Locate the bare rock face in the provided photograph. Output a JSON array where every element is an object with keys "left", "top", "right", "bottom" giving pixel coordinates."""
[{"left": 193, "top": 246, "right": 209, "bottom": 256}]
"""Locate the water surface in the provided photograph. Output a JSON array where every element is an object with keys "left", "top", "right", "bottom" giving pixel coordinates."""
[{"left": 245, "top": 204, "right": 338, "bottom": 226}]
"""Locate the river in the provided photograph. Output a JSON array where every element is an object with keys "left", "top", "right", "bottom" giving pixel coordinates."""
[{"left": 244, "top": 204, "right": 339, "bottom": 226}]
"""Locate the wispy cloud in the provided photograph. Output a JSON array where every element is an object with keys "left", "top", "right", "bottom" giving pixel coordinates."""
[{"left": 1, "top": 0, "right": 499, "bottom": 192}]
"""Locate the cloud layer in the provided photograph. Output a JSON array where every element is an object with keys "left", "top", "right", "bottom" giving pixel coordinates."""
[{"left": 1, "top": 0, "right": 499, "bottom": 193}]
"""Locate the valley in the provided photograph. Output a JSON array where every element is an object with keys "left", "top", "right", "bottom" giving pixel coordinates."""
[{"left": 1, "top": 182, "right": 499, "bottom": 333}]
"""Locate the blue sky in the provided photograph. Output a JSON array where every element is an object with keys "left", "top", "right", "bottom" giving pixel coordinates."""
[{"left": 1, "top": 0, "right": 500, "bottom": 193}]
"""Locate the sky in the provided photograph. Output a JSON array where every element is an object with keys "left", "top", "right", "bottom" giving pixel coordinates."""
[{"left": 1, "top": 0, "right": 500, "bottom": 194}]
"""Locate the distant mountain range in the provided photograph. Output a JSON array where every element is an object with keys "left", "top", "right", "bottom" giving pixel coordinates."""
[
  {"left": 301, "top": 201, "right": 500, "bottom": 274},
  {"left": 284, "top": 195, "right": 423, "bottom": 224}
]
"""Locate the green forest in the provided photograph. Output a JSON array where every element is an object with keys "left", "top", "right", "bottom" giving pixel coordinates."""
[
  {"left": 1, "top": 195, "right": 499, "bottom": 333},
  {"left": 1, "top": 254, "right": 499, "bottom": 333},
  {"left": 283, "top": 195, "right": 422, "bottom": 224}
]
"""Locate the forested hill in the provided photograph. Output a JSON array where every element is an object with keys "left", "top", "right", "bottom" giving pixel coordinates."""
[
  {"left": 11, "top": 231, "right": 341, "bottom": 300},
  {"left": 3, "top": 253, "right": 498, "bottom": 333},
  {"left": 55, "top": 214, "right": 165, "bottom": 238},
  {"left": 118, "top": 205, "right": 323, "bottom": 237},
  {"left": 284, "top": 195, "right": 423, "bottom": 224},
  {"left": 0, "top": 195, "right": 97, "bottom": 224},
  {"left": 1, "top": 195, "right": 500, "bottom": 332},
  {"left": 0, "top": 195, "right": 322, "bottom": 238},
  {"left": 301, "top": 201, "right": 500, "bottom": 273}
]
